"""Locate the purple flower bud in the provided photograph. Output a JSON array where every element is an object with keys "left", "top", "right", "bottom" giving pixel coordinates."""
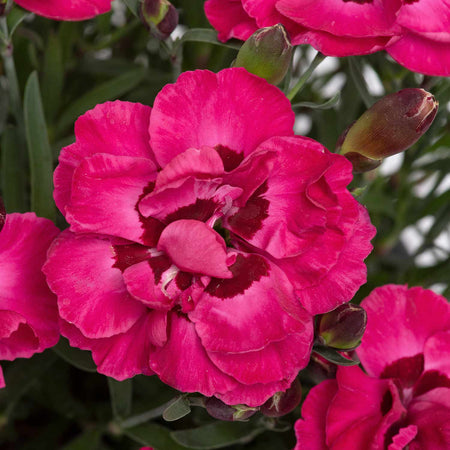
[
  {"left": 204, "top": 397, "right": 258, "bottom": 422},
  {"left": 140, "top": 0, "right": 179, "bottom": 40},
  {"left": 317, "top": 303, "right": 367, "bottom": 350},
  {"left": 338, "top": 88, "right": 438, "bottom": 172},
  {"left": 260, "top": 378, "right": 302, "bottom": 417},
  {"left": 234, "top": 24, "right": 293, "bottom": 85}
]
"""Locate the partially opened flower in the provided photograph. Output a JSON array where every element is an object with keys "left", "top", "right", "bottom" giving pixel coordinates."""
[
  {"left": 44, "top": 68, "right": 374, "bottom": 406},
  {"left": 205, "top": 0, "right": 450, "bottom": 75},
  {"left": 295, "top": 285, "right": 450, "bottom": 449},
  {"left": 13, "top": 0, "right": 112, "bottom": 20},
  {"left": 0, "top": 212, "right": 60, "bottom": 388}
]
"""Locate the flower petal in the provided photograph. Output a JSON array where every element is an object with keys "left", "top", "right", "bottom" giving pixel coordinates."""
[
  {"left": 358, "top": 285, "right": 450, "bottom": 378},
  {"left": 14, "top": 0, "right": 112, "bottom": 20},
  {"left": 65, "top": 153, "right": 159, "bottom": 245},
  {"left": 54, "top": 101, "right": 153, "bottom": 214},
  {"left": 0, "top": 213, "right": 60, "bottom": 353},
  {"left": 149, "top": 68, "right": 294, "bottom": 168},
  {"left": 157, "top": 220, "right": 232, "bottom": 278},
  {"left": 44, "top": 231, "right": 146, "bottom": 339},
  {"left": 60, "top": 316, "right": 157, "bottom": 380},
  {"left": 294, "top": 379, "right": 338, "bottom": 450},
  {"left": 150, "top": 313, "right": 239, "bottom": 398},
  {"left": 204, "top": 0, "right": 258, "bottom": 41}
]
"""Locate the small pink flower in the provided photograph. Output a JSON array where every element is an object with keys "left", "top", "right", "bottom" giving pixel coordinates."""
[
  {"left": 44, "top": 68, "right": 374, "bottom": 406},
  {"left": 13, "top": 0, "right": 112, "bottom": 21},
  {"left": 0, "top": 212, "right": 60, "bottom": 388},
  {"left": 205, "top": 0, "right": 450, "bottom": 75},
  {"left": 295, "top": 284, "right": 450, "bottom": 449}
]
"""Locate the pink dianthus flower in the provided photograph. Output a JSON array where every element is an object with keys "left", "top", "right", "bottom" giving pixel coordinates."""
[
  {"left": 295, "top": 284, "right": 450, "bottom": 449},
  {"left": 0, "top": 208, "right": 60, "bottom": 388},
  {"left": 205, "top": 0, "right": 450, "bottom": 76},
  {"left": 13, "top": 0, "right": 112, "bottom": 21},
  {"left": 43, "top": 68, "right": 374, "bottom": 406}
]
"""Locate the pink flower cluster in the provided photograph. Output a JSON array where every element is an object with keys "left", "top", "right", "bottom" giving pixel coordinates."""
[
  {"left": 205, "top": 0, "right": 450, "bottom": 76},
  {"left": 295, "top": 285, "right": 450, "bottom": 449},
  {"left": 0, "top": 207, "right": 60, "bottom": 388},
  {"left": 14, "top": 0, "right": 112, "bottom": 20},
  {"left": 42, "top": 68, "right": 374, "bottom": 406}
]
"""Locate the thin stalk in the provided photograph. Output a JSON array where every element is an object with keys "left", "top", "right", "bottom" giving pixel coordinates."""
[
  {"left": 119, "top": 398, "right": 175, "bottom": 429},
  {"left": 286, "top": 52, "right": 326, "bottom": 101}
]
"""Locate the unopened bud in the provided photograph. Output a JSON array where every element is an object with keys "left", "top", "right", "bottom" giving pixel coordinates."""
[
  {"left": 338, "top": 88, "right": 438, "bottom": 172},
  {"left": 234, "top": 24, "right": 292, "bottom": 85},
  {"left": 317, "top": 303, "right": 367, "bottom": 351},
  {"left": 140, "top": 0, "right": 178, "bottom": 40},
  {"left": 204, "top": 397, "right": 257, "bottom": 422},
  {"left": 260, "top": 378, "right": 302, "bottom": 417}
]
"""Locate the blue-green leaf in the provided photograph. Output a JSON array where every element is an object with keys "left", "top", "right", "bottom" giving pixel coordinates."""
[{"left": 108, "top": 378, "right": 133, "bottom": 420}]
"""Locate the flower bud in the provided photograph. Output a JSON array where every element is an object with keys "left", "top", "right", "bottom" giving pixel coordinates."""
[
  {"left": 260, "top": 378, "right": 302, "bottom": 417},
  {"left": 338, "top": 88, "right": 438, "bottom": 172},
  {"left": 140, "top": 0, "right": 179, "bottom": 40},
  {"left": 234, "top": 24, "right": 293, "bottom": 85},
  {"left": 317, "top": 303, "right": 367, "bottom": 351},
  {"left": 204, "top": 397, "right": 257, "bottom": 422}
]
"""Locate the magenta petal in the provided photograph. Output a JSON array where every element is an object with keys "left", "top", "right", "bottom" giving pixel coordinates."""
[
  {"left": 205, "top": 0, "right": 258, "bottom": 42},
  {"left": 44, "top": 231, "right": 146, "bottom": 339},
  {"left": 123, "top": 257, "right": 178, "bottom": 310},
  {"left": 387, "top": 32, "right": 450, "bottom": 76},
  {"left": 327, "top": 366, "right": 406, "bottom": 448},
  {"left": 296, "top": 29, "right": 390, "bottom": 56},
  {"left": 65, "top": 153, "right": 157, "bottom": 244},
  {"left": 407, "top": 388, "right": 450, "bottom": 450},
  {"left": 389, "top": 425, "right": 418, "bottom": 450},
  {"left": 14, "top": 0, "right": 112, "bottom": 20},
  {"left": 149, "top": 68, "right": 294, "bottom": 168},
  {"left": 155, "top": 147, "right": 224, "bottom": 190},
  {"left": 157, "top": 220, "right": 232, "bottom": 278},
  {"left": 294, "top": 379, "right": 338, "bottom": 450},
  {"left": 423, "top": 331, "right": 450, "bottom": 377},
  {"left": 0, "top": 213, "right": 60, "bottom": 354},
  {"left": 358, "top": 285, "right": 450, "bottom": 378},
  {"left": 396, "top": 0, "right": 450, "bottom": 35},
  {"left": 54, "top": 101, "right": 153, "bottom": 214},
  {"left": 191, "top": 253, "right": 311, "bottom": 353},
  {"left": 0, "top": 321, "right": 39, "bottom": 360},
  {"left": 150, "top": 313, "right": 239, "bottom": 397},
  {"left": 61, "top": 317, "right": 155, "bottom": 380},
  {"left": 276, "top": 0, "right": 398, "bottom": 37},
  {"left": 0, "top": 310, "right": 27, "bottom": 339}
]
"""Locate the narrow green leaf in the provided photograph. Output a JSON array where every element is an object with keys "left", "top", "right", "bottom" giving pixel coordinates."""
[
  {"left": 348, "top": 57, "right": 374, "bottom": 108},
  {"left": 292, "top": 93, "right": 340, "bottom": 110},
  {"left": 162, "top": 396, "right": 191, "bottom": 422},
  {"left": 122, "top": 0, "right": 139, "bottom": 17},
  {"left": 124, "top": 423, "right": 187, "bottom": 450},
  {"left": 0, "top": 126, "right": 28, "bottom": 212},
  {"left": 171, "top": 421, "right": 264, "bottom": 449},
  {"left": 0, "top": 77, "right": 8, "bottom": 134},
  {"left": 180, "top": 28, "right": 241, "bottom": 50},
  {"left": 56, "top": 67, "right": 147, "bottom": 134},
  {"left": 313, "top": 345, "right": 360, "bottom": 366},
  {"left": 286, "top": 52, "right": 326, "bottom": 101},
  {"left": 52, "top": 337, "right": 98, "bottom": 373},
  {"left": 61, "top": 429, "right": 102, "bottom": 450},
  {"left": 23, "top": 71, "right": 56, "bottom": 221},
  {"left": 108, "top": 378, "right": 133, "bottom": 420},
  {"left": 6, "top": 7, "right": 30, "bottom": 38},
  {"left": 42, "top": 32, "right": 64, "bottom": 122}
]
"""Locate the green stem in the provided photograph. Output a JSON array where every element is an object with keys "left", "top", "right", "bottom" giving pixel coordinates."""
[
  {"left": 286, "top": 52, "right": 326, "bottom": 101},
  {"left": 119, "top": 399, "right": 175, "bottom": 429}
]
